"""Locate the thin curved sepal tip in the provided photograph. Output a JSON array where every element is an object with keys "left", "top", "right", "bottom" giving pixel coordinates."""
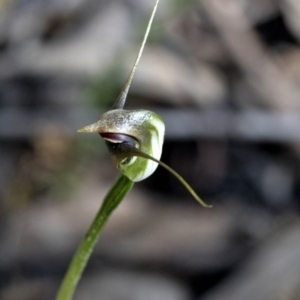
[
  {"left": 157, "top": 160, "right": 212, "bottom": 208},
  {"left": 118, "top": 145, "right": 212, "bottom": 208}
]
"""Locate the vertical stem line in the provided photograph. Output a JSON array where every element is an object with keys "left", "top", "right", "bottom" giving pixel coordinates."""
[
  {"left": 56, "top": 174, "right": 134, "bottom": 300},
  {"left": 112, "top": 0, "right": 160, "bottom": 109}
]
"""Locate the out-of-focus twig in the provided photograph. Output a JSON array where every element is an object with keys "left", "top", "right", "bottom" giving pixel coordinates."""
[{"left": 200, "top": 0, "right": 300, "bottom": 110}]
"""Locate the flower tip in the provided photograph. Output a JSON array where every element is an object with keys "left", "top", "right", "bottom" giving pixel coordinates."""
[
  {"left": 77, "top": 127, "right": 88, "bottom": 133},
  {"left": 77, "top": 124, "right": 97, "bottom": 133}
]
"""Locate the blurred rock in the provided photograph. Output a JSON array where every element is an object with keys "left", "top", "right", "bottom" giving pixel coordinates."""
[
  {"left": 0, "top": 2, "right": 131, "bottom": 78},
  {"left": 200, "top": 219, "right": 300, "bottom": 300},
  {"left": 281, "top": 0, "right": 300, "bottom": 41},
  {"left": 74, "top": 270, "right": 188, "bottom": 300},
  {"left": 1, "top": 279, "right": 56, "bottom": 300},
  {"left": 239, "top": 0, "right": 278, "bottom": 24}
]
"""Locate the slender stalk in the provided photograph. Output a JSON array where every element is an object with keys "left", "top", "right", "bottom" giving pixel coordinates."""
[
  {"left": 55, "top": 174, "right": 134, "bottom": 300},
  {"left": 112, "top": 0, "right": 160, "bottom": 109}
]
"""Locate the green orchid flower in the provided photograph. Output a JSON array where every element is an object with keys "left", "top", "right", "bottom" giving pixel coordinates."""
[{"left": 56, "top": 1, "right": 211, "bottom": 299}]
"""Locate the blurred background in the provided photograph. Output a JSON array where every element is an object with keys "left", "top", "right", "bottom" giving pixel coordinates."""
[{"left": 1, "top": 0, "right": 300, "bottom": 299}]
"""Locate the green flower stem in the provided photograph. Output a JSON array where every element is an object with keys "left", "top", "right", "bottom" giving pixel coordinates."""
[{"left": 55, "top": 174, "right": 134, "bottom": 300}]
